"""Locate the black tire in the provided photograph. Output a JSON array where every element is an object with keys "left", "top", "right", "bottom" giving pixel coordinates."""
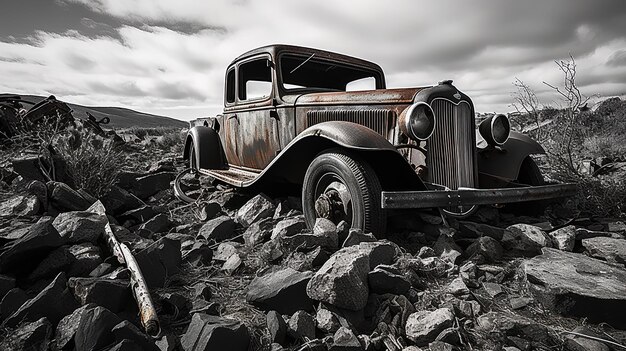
[
  {"left": 302, "top": 150, "right": 386, "bottom": 236},
  {"left": 187, "top": 143, "right": 198, "bottom": 171}
]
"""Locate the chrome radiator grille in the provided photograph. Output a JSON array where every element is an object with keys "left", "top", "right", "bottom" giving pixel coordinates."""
[
  {"left": 427, "top": 99, "right": 476, "bottom": 190},
  {"left": 306, "top": 109, "right": 395, "bottom": 137}
]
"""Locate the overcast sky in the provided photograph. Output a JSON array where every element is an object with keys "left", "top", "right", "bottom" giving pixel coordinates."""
[{"left": 1, "top": 0, "right": 625, "bottom": 120}]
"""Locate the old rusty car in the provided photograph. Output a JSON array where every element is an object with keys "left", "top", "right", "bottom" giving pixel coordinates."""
[{"left": 177, "top": 44, "right": 576, "bottom": 235}]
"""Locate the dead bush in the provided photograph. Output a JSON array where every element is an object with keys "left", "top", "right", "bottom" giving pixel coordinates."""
[{"left": 55, "top": 125, "right": 122, "bottom": 198}]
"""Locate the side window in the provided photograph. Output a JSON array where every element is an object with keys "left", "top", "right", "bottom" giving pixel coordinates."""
[
  {"left": 226, "top": 68, "right": 235, "bottom": 104},
  {"left": 238, "top": 58, "right": 272, "bottom": 101}
]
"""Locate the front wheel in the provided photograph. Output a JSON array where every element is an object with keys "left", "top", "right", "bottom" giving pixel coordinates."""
[{"left": 302, "top": 150, "right": 386, "bottom": 237}]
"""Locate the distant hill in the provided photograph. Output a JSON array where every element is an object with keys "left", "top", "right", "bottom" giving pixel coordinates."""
[{"left": 1, "top": 94, "right": 188, "bottom": 129}]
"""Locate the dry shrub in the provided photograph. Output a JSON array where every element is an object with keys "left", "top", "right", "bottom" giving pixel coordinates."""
[
  {"left": 575, "top": 176, "right": 626, "bottom": 217},
  {"left": 55, "top": 125, "right": 122, "bottom": 197}
]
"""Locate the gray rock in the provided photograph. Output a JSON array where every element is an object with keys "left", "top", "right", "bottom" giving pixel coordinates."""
[
  {"left": 342, "top": 228, "right": 377, "bottom": 247},
  {"left": 181, "top": 313, "right": 249, "bottom": 351},
  {"left": 330, "top": 327, "right": 361, "bottom": 350},
  {"left": 26, "top": 246, "right": 73, "bottom": 282},
  {"left": 236, "top": 194, "right": 275, "bottom": 227},
  {"left": 457, "top": 221, "right": 506, "bottom": 240},
  {"left": 213, "top": 242, "right": 238, "bottom": 261},
  {"left": 193, "top": 283, "right": 212, "bottom": 301},
  {"left": 132, "top": 172, "right": 174, "bottom": 199},
  {"left": 67, "top": 243, "right": 102, "bottom": 277},
  {"left": 0, "top": 317, "right": 52, "bottom": 351},
  {"left": 523, "top": 248, "right": 626, "bottom": 324},
  {"left": 182, "top": 241, "right": 213, "bottom": 266},
  {"left": 221, "top": 253, "right": 242, "bottom": 275},
  {"left": 47, "top": 181, "right": 91, "bottom": 211},
  {"left": 155, "top": 334, "right": 177, "bottom": 351},
  {"left": 359, "top": 241, "right": 397, "bottom": 269},
  {"left": 271, "top": 216, "right": 307, "bottom": 240},
  {"left": 282, "top": 233, "right": 338, "bottom": 252},
  {"left": 288, "top": 310, "right": 315, "bottom": 340},
  {"left": 447, "top": 277, "right": 469, "bottom": 296},
  {"left": 52, "top": 211, "right": 106, "bottom": 244},
  {"left": 100, "top": 185, "right": 146, "bottom": 215},
  {"left": 0, "top": 218, "right": 63, "bottom": 274},
  {"left": 509, "top": 297, "right": 532, "bottom": 310},
  {"left": 417, "top": 246, "right": 436, "bottom": 258},
  {"left": 465, "top": 236, "right": 503, "bottom": 263},
  {"left": 197, "top": 215, "right": 236, "bottom": 242},
  {"left": 368, "top": 265, "right": 411, "bottom": 295},
  {"left": 316, "top": 308, "right": 340, "bottom": 334},
  {"left": 243, "top": 217, "right": 276, "bottom": 246},
  {"left": 482, "top": 282, "right": 504, "bottom": 298},
  {"left": 0, "top": 194, "right": 39, "bottom": 217},
  {"left": 433, "top": 233, "right": 463, "bottom": 264},
  {"left": 405, "top": 308, "right": 455, "bottom": 346},
  {"left": 138, "top": 213, "right": 172, "bottom": 234},
  {"left": 582, "top": 237, "right": 626, "bottom": 265},
  {"left": 75, "top": 306, "right": 122, "bottom": 351},
  {"left": 135, "top": 237, "right": 181, "bottom": 288},
  {"left": 112, "top": 320, "right": 159, "bottom": 351},
  {"left": 503, "top": 224, "right": 552, "bottom": 256},
  {"left": 55, "top": 303, "right": 95, "bottom": 350},
  {"left": 68, "top": 277, "right": 131, "bottom": 312},
  {"left": 0, "top": 288, "right": 27, "bottom": 321},
  {"left": 4, "top": 272, "right": 78, "bottom": 327},
  {"left": 246, "top": 268, "right": 313, "bottom": 314},
  {"left": 314, "top": 218, "right": 338, "bottom": 243},
  {"left": 306, "top": 246, "right": 370, "bottom": 311},
  {"left": 266, "top": 310, "right": 287, "bottom": 344},
  {"left": 476, "top": 311, "right": 551, "bottom": 345},
  {"left": 563, "top": 326, "right": 610, "bottom": 351},
  {"left": 111, "top": 225, "right": 154, "bottom": 252},
  {"left": 548, "top": 225, "right": 576, "bottom": 252},
  {"left": 89, "top": 263, "right": 114, "bottom": 277}
]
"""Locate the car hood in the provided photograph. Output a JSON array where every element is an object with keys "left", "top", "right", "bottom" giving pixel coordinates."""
[{"left": 291, "top": 87, "right": 430, "bottom": 106}]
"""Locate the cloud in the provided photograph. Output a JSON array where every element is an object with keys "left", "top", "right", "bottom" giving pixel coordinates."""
[{"left": 1, "top": 0, "right": 626, "bottom": 118}]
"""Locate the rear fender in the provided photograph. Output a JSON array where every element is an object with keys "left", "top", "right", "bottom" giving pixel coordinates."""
[
  {"left": 258, "top": 121, "right": 425, "bottom": 191},
  {"left": 477, "top": 131, "right": 545, "bottom": 180},
  {"left": 184, "top": 126, "right": 227, "bottom": 170}
]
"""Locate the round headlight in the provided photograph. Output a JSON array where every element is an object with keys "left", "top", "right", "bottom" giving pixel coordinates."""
[
  {"left": 479, "top": 113, "right": 510, "bottom": 146},
  {"left": 399, "top": 102, "right": 436, "bottom": 141}
]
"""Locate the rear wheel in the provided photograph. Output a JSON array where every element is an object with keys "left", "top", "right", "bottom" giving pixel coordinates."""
[{"left": 302, "top": 150, "right": 386, "bottom": 236}]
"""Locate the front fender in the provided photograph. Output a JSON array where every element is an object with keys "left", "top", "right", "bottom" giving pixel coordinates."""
[
  {"left": 477, "top": 131, "right": 545, "bottom": 180},
  {"left": 255, "top": 121, "right": 425, "bottom": 190},
  {"left": 184, "top": 126, "right": 227, "bottom": 170}
]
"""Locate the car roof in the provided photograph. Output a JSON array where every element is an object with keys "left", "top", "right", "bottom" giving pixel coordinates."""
[{"left": 229, "top": 44, "right": 384, "bottom": 73}]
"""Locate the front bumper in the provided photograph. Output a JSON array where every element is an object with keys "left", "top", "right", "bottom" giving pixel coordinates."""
[{"left": 381, "top": 183, "right": 577, "bottom": 209}]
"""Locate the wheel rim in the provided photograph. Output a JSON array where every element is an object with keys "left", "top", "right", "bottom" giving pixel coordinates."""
[{"left": 313, "top": 173, "right": 354, "bottom": 226}]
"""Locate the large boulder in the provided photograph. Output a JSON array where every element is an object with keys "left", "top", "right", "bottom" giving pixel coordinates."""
[
  {"left": 405, "top": 308, "right": 455, "bottom": 346},
  {"left": 4, "top": 272, "right": 78, "bottom": 327},
  {"left": 306, "top": 245, "right": 370, "bottom": 311},
  {"left": 523, "top": 248, "right": 626, "bottom": 326},
  {"left": 197, "top": 216, "right": 236, "bottom": 242},
  {"left": 246, "top": 268, "right": 313, "bottom": 314},
  {"left": 74, "top": 306, "right": 122, "bottom": 351},
  {"left": 503, "top": 224, "right": 552, "bottom": 256},
  {"left": 135, "top": 237, "right": 181, "bottom": 288},
  {"left": 52, "top": 211, "right": 106, "bottom": 244},
  {"left": 180, "top": 313, "right": 249, "bottom": 351},
  {"left": 236, "top": 194, "right": 275, "bottom": 227},
  {"left": 0, "top": 218, "right": 63, "bottom": 274},
  {"left": 0, "top": 317, "right": 52, "bottom": 351},
  {"left": 581, "top": 237, "right": 626, "bottom": 265}
]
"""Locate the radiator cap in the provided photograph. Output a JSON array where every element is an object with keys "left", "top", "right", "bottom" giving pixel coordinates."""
[{"left": 438, "top": 79, "right": 453, "bottom": 85}]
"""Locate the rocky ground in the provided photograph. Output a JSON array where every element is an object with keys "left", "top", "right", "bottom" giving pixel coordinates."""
[{"left": 1, "top": 134, "right": 626, "bottom": 351}]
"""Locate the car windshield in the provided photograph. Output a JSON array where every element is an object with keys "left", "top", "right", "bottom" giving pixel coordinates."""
[{"left": 280, "top": 54, "right": 382, "bottom": 92}]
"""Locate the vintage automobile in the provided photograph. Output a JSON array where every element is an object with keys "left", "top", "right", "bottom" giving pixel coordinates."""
[{"left": 177, "top": 44, "right": 576, "bottom": 235}]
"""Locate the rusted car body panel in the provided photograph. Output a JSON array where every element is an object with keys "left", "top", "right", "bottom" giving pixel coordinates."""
[{"left": 184, "top": 44, "right": 576, "bottom": 216}]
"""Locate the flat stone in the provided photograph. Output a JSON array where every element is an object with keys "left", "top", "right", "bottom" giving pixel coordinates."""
[
  {"left": 135, "top": 237, "right": 181, "bottom": 288},
  {"left": 405, "top": 308, "right": 455, "bottom": 346},
  {"left": 0, "top": 194, "right": 39, "bottom": 217},
  {"left": 246, "top": 267, "right": 313, "bottom": 314},
  {"left": 197, "top": 215, "right": 236, "bottom": 242},
  {"left": 266, "top": 310, "right": 287, "bottom": 344},
  {"left": 524, "top": 248, "right": 626, "bottom": 325},
  {"left": 503, "top": 224, "right": 552, "bottom": 257},
  {"left": 55, "top": 303, "right": 95, "bottom": 350},
  {"left": 4, "top": 272, "right": 78, "bottom": 327},
  {"left": 0, "top": 317, "right": 52, "bottom": 351},
  {"left": 548, "top": 225, "right": 576, "bottom": 252},
  {"left": 180, "top": 313, "right": 249, "bottom": 351},
  {"left": 509, "top": 297, "right": 532, "bottom": 310},
  {"left": 271, "top": 216, "right": 306, "bottom": 240},
  {"left": 0, "top": 218, "right": 63, "bottom": 274},
  {"left": 236, "top": 194, "right": 275, "bottom": 227},
  {"left": 582, "top": 237, "right": 626, "bottom": 265},
  {"left": 75, "top": 306, "right": 122, "bottom": 351},
  {"left": 52, "top": 211, "right": 106, "bottom": 244}
]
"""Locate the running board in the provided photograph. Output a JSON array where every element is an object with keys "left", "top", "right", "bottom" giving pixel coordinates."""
[{"left": 198, "top": 166, "right": 259, "bottom": 187}]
